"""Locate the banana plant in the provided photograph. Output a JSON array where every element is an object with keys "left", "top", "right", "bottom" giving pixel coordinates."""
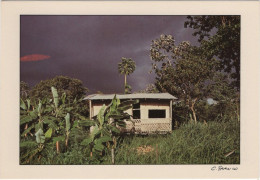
[
  {"left": 20, "top": 99, "right": 36, "bottom": 137},
  {"left": 80, "top": 105, "right": 110, "bottom": 157},
  {"left": 20, "top": 86, "right": 85, "bottom": 163},
  {"left": 20, "top": 98, "right": 49, "bottom": 164},
  {"left": 80, "top": 95, "right": 138, "bottom": 164},
  {"left": 48, "top": 86, "right": 81, "bottom": 153},
  {"left": 104, "top": 95, "right": 138, "bottom": 164},
  {"left": 48, "top": 87, "right": 68, "bottom": 153},
  {"left": 20, "top": 98, "right": 48, "bottom": 136}
]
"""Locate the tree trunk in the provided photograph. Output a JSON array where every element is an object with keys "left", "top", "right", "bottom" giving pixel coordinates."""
[
  {"left": 24, "top": 123, "right": 28, "bottom": 137},
  {"left": 124, "top": 75, "right": 127, "bottom": 87},
  {"left": 190, "top": 98, "right": 197, "bottom": 123},
  {"left": 65, "top": 132, "right": 69, "bottom": 150},
  {"left": 65, "top": 137, "right": 69, "bottom": 148},
  {"left": 56, "top": 141, "right": 60, "bottom": 153},
  {"left": 191, "top": 107, "right": 197, "bottom": 123},
  {"left": 111, "top": 148, "right": 115, "bottom": 164},
  {"left": 124, "top": 75, "right": 127, "bottom": 93}
]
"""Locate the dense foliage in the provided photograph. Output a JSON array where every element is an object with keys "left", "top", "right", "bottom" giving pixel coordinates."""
[
  {"left": 20, "top": 87, "right": 137, "bottom": 164},
  {"left": 20, "top": 86, "right": 88, "bottom": 164},
  {"left": 30, "top": 76, "right": 88, "bottom": 103},
  {"left": 184, "top": 15, "right": 240, "bottom": 89},
  {"left": 27, "top": 76, "right": 89, "bottom": 117}
]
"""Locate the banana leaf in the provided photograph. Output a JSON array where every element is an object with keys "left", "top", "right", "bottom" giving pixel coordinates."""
[
  {"left": 26, "top": 99, "right": 31, "bottom": 110},
  {"left": 117, "top": 105, "right": 132, "bottom": 111},
  {"left": 107, "top": 125, "right": 120, "bottom": 134},
  {"left": 29, "top": 111, "right": 38, "bottom": 119},
  {"left": 78, "top": 120, "right": 95, "bottom": 127},
  {"left": 43, "top": 119, "right": 58, "bottom": 130},
  {"left": 37, "top": 101, "right": 42, "bottom": 114},
  {"left": 118, "top": 99, "right": 139, "bottom": 107},
  {"left": 20, "top": 116, "right": 34, "bottom": 125},
  {"left": 20, "top": 140, "right": 37, "bottom": 148},
  {"left": 35, "top": 122, "right": 43, "bottom": 131},
  {"left": 109, "top": 114, "right": 125, "bottom": 120},
  {"left": 45, "top": 128, "right": 52, "bottom": 138},
  {"left": 100, "top": 128, "right": 111, "bottom": 137},
  {"left": 97, "top": 105, "right": 105, "bottom": 126},
  {"left": 95, "top": 136, "right": 112, "bottom": 144},
  {"left": 81, "top": 138, "right": 92, "bottom": 146},
  {"left": 20, "top": 99, "right": 27, "bottom": 110},
  {"left": 90, "top": 125, "right": 100, "bottom": 141},
  {"left": 61, "top": 93, "right": 66, "bottom": 105},
  {"left": 65, "top": 113, "right": 71, "bottom": 131},
  {"left": 35, "top": 128, "right": 45, "bottom": 144},
  {"left": 43, "top": 116, "right": 57, "bottom": 121},
  {"left": 51, "top": 87, "right": 59, "bottom": 108},
  {"left": 93, "top": 143, "right": 104, "bottom": 152},
  {"left": 78, "top": 115, "right": 89, "bottom": 120}
]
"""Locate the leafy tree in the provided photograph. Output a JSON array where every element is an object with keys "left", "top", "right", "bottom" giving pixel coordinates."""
[
  {"left": 184, "top": 15, "right": 240, "bottom": 89},
  {"left": 150, "top": 34, "right": 217, "bottom": 123},
  {"left": 30, "top": 76, "right": 89, "bottom": 117},
  {"left": 30, "top": 76, "right": 88, "bottom": 103},
  {"left": 118, "top": 57, "right": 136, "bottom": 94}
]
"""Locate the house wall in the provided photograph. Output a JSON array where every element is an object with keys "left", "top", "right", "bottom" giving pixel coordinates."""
[
  {"left": 140, "top": 99, "right": 170, "bottom": 119},
  {"left": 90, "top": 99, "right": 172, "bottom": 133},
  {"left": 91, "top": 100, "right": 109, "bottom": 117}
]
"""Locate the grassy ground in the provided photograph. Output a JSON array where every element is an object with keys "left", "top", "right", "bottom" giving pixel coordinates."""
[{"left": 106, "top": 120, "right": 240, "bottom": 164}]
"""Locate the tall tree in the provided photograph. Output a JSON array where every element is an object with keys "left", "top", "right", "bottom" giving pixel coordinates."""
[
  {"left": 118, "top": 57, "right": 136, "bottom": 94},
  {"left": 184, "top": 15, "right": 240, "bottom": 89},
  {"left": 150, "top": 34, "right": 217, "bottom": 123}
]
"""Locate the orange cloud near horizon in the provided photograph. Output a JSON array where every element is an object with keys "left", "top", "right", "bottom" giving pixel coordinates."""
[{"left": 20, "top": 54, "right": 51, "bottom": 62}]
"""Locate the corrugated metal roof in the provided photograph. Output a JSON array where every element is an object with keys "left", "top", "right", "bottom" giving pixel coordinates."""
[{"left": 84, "top": 93, "right": 177, "bottom": 100}]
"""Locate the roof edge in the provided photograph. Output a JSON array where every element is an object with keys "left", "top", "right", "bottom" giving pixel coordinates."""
[{"left": 84, "top": 93, "right": 177, "bottom": 100}]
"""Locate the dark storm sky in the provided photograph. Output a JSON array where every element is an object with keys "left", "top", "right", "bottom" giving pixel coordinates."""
[{"left": 20, "top": 15, "right": 197, "bottom": 94}]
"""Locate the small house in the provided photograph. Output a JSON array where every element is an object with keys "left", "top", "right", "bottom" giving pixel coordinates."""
[{"left": 84, "top": 93, "right": 177, "bottom": 134}]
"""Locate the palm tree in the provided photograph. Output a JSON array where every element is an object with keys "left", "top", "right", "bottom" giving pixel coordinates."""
[{"left": 118, "top": 57, "right": 136, "bottom": 94}]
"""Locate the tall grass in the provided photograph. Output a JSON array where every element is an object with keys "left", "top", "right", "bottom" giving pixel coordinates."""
[{"left": 111, "top": 119, "right": 240, "bottom": 164}]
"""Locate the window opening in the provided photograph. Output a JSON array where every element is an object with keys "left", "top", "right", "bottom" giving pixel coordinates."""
[
  {"left": 148, "top": 109, "right": 166, "bottom": 118},
  {"left": 133, "top": 102, "right": 140, "bottom": 119}
]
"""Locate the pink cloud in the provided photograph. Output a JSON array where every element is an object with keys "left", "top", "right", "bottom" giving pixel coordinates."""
[{"left": 20, "top": 54, "right": 50, "bottom": 62}]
